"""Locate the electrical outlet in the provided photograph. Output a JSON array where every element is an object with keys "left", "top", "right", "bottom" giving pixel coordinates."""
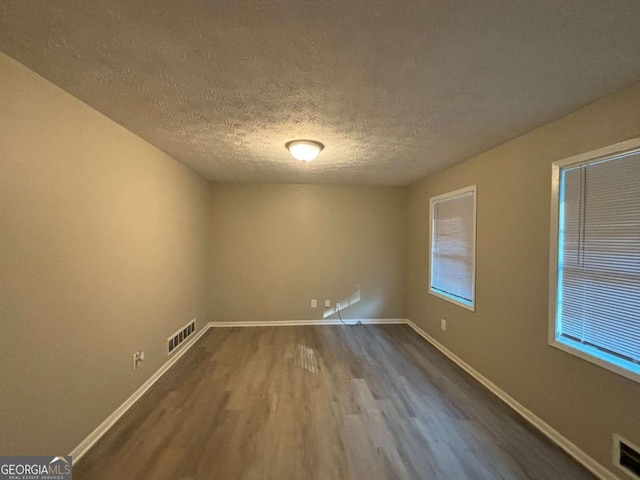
[
  {"left": 325, "top": 299, "right": 331, "bottom": 307},
  {"left": 441, "top": 319, "right": 447, "bottom": 331},
  {"left": 311, "top": 299, "right": 317, "bottom": 308},
  {"left": 336, "top": 302, "right": 340, "bottom": 309},
  {"left": 132, "top": 350, "right": 145, "bottom": 370}
]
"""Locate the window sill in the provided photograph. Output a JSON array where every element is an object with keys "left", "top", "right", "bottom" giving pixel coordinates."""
[
  {"left": 428, "top": 288, "right": 476, "bottom": 312},
  {"left": 549, "top": 337, "right": 640, "bottom": 385}
]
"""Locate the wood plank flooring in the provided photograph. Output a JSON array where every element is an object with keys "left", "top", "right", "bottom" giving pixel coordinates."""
[{"left": 74, "top": 325, "right": 595, "bottom": 479}]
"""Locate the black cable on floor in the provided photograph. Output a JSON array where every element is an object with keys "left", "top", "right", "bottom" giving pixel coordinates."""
[{"left": 337, "top": 302, "right": 361, "bottom": 327}]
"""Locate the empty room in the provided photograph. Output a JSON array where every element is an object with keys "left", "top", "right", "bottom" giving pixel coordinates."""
[{"left": 1, "top": 1, "right": 640, "bottom": 479}]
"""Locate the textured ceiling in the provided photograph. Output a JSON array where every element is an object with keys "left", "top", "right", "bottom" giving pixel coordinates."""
[{"left": 1, "top": 1, "right": 640, "bottom": 185}]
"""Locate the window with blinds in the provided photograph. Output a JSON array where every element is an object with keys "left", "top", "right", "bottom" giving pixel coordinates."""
[
  {"left": 429, "top": 186, "right": 477, "bottom": 310},
  {"left": 550, "top": 141, "right": 640, "bottom": 382}
]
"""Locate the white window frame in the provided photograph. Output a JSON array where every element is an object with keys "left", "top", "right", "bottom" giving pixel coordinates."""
[
  {"left": 428, "top": 185, "right": 477, "bottom": 311},
  {"left": 548, "top": 137, "right": 640, "bottom": 384}
]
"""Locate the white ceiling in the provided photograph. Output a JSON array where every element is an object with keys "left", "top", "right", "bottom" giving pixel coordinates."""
[{"left": 1, "top": 1, "right": 639, "bottom": 185}]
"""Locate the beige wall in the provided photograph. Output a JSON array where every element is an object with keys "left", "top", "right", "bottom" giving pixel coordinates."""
[
  {"left": 407, "top": 82, "right": 640, "bottom": 474},
  {"left": 208, "top": 184, "right": 407, "bottom": 322},
  {"left": 0, "top": 52, "right": 211, "bottom": 455}
]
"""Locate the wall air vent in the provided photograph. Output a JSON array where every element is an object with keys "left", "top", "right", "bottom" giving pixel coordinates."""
[
  {"left": 615, "top": 435, "right": 640, "bottom": 480},
  {"left": 167, "top": 319, "right": 196, "bottom": 355}
]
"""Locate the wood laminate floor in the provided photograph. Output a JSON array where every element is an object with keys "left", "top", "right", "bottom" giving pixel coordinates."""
[{"left": 74, "top": 325, "right": 594, "bottom": 479}]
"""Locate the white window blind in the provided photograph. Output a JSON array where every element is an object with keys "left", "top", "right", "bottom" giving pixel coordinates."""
[
  {"left": 429, "top": 186, "right": 476, "bottom": 309},
  {"left": 556, "top": 149, "right": 640, "bottom": 375}
]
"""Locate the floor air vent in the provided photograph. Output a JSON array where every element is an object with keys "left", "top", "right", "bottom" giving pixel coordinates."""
[
  {"left": 167, "top": 319, "right": 196, "bottom": 355},
  {"left": 615, "top": 435, "right": 640, "bottom": 479}
]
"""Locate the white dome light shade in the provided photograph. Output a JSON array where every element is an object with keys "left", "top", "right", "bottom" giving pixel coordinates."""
[{"left": 286, "top": 140, "right": 324, "bottom": 162}]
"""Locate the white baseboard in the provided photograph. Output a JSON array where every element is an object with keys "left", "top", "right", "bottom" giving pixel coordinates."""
[
  {"left": 69, "top": 323, "right": 213, "bottom": 463},
  {"left": 405, "top": 319, "right": 617, "bottom": 480},
  {"left": 69, "top": 318, "right": 405, "bottom": 463},
  {"left": 71, "top": 317, "right": 614, "bottom": 480},
  {"left": 209, "top": 318, "right": 407, "bottom": 327}
]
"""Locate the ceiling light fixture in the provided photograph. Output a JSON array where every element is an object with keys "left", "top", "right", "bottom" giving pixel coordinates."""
[{"left": 286, "top": 139, "right": 324, "bottom": 162}]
